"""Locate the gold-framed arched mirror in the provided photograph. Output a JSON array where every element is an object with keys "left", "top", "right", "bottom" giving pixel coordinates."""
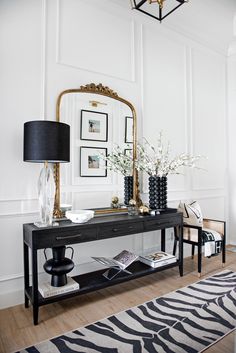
[{"left": 53, "top": 83, "right": 140, "bottom": 217}]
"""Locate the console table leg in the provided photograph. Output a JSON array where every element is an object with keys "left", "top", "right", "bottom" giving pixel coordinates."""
[
  {"left": 25, "top": 295, "right": 29, "bottom": 309},
  {"left": 33, "top": 305, "right": 39, "bottom": 326},
  {"left": 161, "top": 229, "right": 165, "bottom": 252},
  {"left": 178, "top": 225, "right": 183, "bottom": 277},
  {"left": 23, "top": 241, "right": 29, "bottom": 308},
  {"left": 32, "top": 248, "right": 39, "bottom": 325}
]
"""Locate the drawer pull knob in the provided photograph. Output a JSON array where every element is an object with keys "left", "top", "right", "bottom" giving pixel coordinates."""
[
  {"left": 112, "top": 228, "right": 119, "bottom": 232},
  {"left": 56, "top": 234, "right": 82, "bottom": 240},
  {"left": 128, "top": 226, "right": 134, "bottom": 229}
]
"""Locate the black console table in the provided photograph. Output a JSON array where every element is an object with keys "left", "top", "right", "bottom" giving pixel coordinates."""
[{"left": 23, "top": 209, "right": 183, "bottom": 325}]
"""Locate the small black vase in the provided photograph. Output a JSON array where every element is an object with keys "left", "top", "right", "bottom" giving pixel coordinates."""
[
  {"left": 149, "top": 176, "right": 167, "bottom": 210},
  {"left": 43, "top": 246, "right": 74, "bottom": 287},
  {"left": 124, "top": 176, "right": 133, "bottom": 205}
]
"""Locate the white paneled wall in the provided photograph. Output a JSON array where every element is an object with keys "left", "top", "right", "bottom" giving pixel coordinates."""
[
  {"left": 142, "top": 25, "right": 189, "bottom": 194},
  {"left": 57, "top": 0, "right": 135, "bottom": 81},
  {"left": 191, "top": 48, "right": 226, "bottom": 191},
  {"left": 0, "top": 0, "right": 230, "bottom": 308}
]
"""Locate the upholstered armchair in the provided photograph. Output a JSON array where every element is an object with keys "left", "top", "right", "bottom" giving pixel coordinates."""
[{"left": 173, "top": 213, "right": 226, "bottom": 277}]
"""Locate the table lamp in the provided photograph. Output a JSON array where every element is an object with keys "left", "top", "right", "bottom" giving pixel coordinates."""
[{"left": 24, "top": 120, "right": 70, "bottom": 227}]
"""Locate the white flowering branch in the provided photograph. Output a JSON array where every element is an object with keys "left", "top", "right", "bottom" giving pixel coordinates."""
[
  {"left": 100, "top": 145, "right": 133, "bottom": 176},
  {"left": 136, "top": 132, "right": 202, "bottom": 177}
]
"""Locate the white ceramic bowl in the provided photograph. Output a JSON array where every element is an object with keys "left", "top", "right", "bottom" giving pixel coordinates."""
[{"left": 65, "top": 210, "right": 94, "bottom": 223}]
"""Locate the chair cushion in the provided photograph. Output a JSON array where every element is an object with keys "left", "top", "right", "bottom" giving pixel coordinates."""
[
  {"left": 183, "top": 227, "right": 223, "bottom": 257},
  {"left": 178, "top": 201, "right": 203, "bottom": 226},
  {"left": 202, "top": 228, "right": 222, "bottom": 257}
]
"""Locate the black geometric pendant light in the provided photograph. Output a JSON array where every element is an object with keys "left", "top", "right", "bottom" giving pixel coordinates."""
[{"left": 131, "top": 0, "right": 188, "bottom": 22}]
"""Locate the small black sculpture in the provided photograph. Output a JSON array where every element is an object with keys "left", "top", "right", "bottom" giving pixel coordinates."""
[{"left": 44, "top": 246, "right": 74, "bottom": 287}]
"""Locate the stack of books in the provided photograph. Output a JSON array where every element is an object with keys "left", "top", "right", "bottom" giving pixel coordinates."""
[
  {"left": 39, "top": 277, "right": 80, "bottom": 298},
  {"left": 139, "top": 250, "right": 176, "bottom": 268}
]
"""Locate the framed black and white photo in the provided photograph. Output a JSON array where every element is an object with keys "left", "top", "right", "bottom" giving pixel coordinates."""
[
  {"left": 80, "top": 147, "right": 107, "bottom": 177},
  {"left": 80, "top": 110, "right": 108, "bottom": 142},
  {"left": 125, "top": 116, "right": 133, "bottom": 143}
]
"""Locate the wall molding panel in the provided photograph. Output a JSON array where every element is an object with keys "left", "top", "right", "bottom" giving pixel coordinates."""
[
  {"left": 56, "top": 0, "right": 136, "bottom": 82},
  {"left": 191, "top": 47, "right": 226, "bottom": 192}
]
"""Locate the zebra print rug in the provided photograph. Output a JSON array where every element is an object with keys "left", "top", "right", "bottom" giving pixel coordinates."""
[{"left": 18, "top": 270, "right": 236, "bottom": 353}]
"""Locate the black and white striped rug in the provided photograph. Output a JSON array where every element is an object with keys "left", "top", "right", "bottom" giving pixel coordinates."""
[{"left": 18, "top": 270, "right": 236, "bottom": 353}]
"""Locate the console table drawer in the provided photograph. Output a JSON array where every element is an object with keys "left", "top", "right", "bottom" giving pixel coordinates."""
[
  {"left": 35, "top": 228, "right": 97, "bottom": 248},
  {"left": 98, "top": 221, "right": 143, "bottom": 239},
  {"left": 144, "top": 217, "right": 179, "bottom": 232}
]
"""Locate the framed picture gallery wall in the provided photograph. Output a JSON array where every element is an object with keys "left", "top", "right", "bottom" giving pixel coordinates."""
[
  {"left": 80, "top": 110, "right": 108, "bottom": 142},
  {"left": 78, "top": 107, "right": 133, "bottom": 179},
  {"left": 80, "top": 146, "right": 107, "bottom": 177}
]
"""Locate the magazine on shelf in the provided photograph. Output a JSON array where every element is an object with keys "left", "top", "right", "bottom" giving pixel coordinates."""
[
  {"left": 139, "top": 250, "right": 177, "bottom": 268},
  {"left": 38, "top": 277, "right": 80, "bottom": 298},
  {"left": 92, "top": 250, "right": 138, "bottom": 270}
]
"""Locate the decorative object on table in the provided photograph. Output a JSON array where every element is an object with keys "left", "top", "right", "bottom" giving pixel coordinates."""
[
  {"left": 43, "top": 246, "right": 74, "bottom": 287},
  {"left": 130, "top": 0, "right": 189, "bottom": 23},
  {"left": 101, "top": 145, "right": 133, "bottom": 205},
  {"left": 124, "top": 175, "right": 133, "bottom": 205},
  {"left": 111, "top": 196, "right": 120, "bottom": 209},
  {"left": 80, "top": 109, "right": 108, "bottom": 142},
  {"left": 138, "top": 205, "right": 150, "bottom": 215},
  {"left": 38, "top": 277, "right": 80, "bottom": 298},
  {"left": 127, "top": 199, "right": 138, "bottom": 216},
  {"left": 136, "top": 132, "right": 202, "bottom": 210},
  {"left": 149, "top": 175, "right": 167, "bottom": 209},
  {"left": 150, "top": 209, "right": 160, "bottom": 216},
  {"left": 125, "top": 116, "right": 133, "bottom": 143},
  {"left": 80, "top": 146, "right": 107, "bottom": 177},
  {"left": 92, "top": 249, "right": 138, "bottom": 280},
  {"left": 23, "top": 120, "right": 70, "bottom": 227},
  {"left": 65, "top": 209, "right": 94, "bottom": 223},
  {"left": 20, "top": 270, "right": 236, "bottom": 353},
  {"left": 60, "top": 204, "right": 72, "bottom": 217},
  {"left": 139, "top": 250, "right": 176, "bottom": 268}
]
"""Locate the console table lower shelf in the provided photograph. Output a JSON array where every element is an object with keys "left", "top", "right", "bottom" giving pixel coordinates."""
[{"left": 25, "top": 260, "right": 181, "bottom": 307}]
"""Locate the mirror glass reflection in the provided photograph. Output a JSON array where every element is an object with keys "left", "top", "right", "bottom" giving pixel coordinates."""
[{"left": 59, "top": 92, "right": 134, "bottom": 210}]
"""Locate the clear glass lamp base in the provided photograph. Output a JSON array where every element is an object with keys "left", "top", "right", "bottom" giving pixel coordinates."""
[{"left": 34, "top": 163, "right": 55, "bottom": 228}]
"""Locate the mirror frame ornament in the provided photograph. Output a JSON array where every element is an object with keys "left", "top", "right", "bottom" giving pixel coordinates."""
[{"left": 53, "top": 83, "right": 141, "bottom": 218}]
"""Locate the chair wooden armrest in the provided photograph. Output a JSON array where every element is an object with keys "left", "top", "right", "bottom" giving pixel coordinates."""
[
  {"left": 203, "top": 218, "right": 225, "bottom": 224},
  {"left": 203, "top": 218, "right": 225, "bottom": 236}
]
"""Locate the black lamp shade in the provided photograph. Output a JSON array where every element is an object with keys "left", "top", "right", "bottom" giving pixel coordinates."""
[{"left": 24, "top": 120, "right": 70, "bottom": 163}]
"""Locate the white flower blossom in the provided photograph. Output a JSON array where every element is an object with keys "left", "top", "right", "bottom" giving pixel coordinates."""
[
  {"left": 100, "top": 145, "right": 133, "bottom": 176},
  {"left": 136, "top": 132, "right": 202, "bottom": 177}
]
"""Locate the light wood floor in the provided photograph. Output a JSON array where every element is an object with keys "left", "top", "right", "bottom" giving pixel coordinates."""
[{"left": 1, "top": 250, "right": 236, "bottom": 353}]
